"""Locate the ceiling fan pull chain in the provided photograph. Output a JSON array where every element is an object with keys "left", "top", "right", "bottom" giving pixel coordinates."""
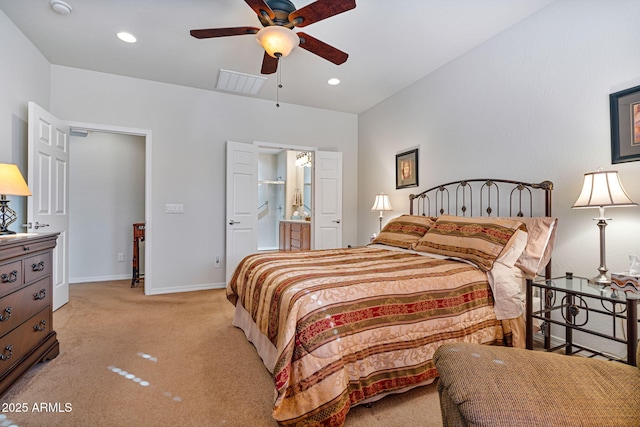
[{"left": 276, "top": 55, "right": 282, "bottom": 107}]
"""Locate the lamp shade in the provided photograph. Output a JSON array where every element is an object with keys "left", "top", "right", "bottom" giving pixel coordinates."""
[
  {"left": 0, "top": 163, "right": 31, "bottom": 196},
  {"left": 572, "top": 170, "right": 636, "bottom": 209},
  {"left": 371, "top": 193, "right": 393, "bottom": 212},
  {"left": 256, "top": 26, "right": 300, "bottom": 58}
]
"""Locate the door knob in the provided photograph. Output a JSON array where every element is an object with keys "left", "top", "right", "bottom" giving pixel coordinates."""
[
  {"left": 332, "top": 219, "right": 341, "bottom": 224},
  {"left": 229, "top": 220, "right": 241, "bottom": 225}
]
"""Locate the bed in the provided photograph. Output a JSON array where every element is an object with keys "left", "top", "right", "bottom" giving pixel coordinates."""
[{"left": 227, "top": 178, "right": 556, "bottom": 427}]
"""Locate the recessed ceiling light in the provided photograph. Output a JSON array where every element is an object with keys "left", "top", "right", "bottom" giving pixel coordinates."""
[
  {"left": 328, "top": 78, "right": 341, "bottom": 86},
  {"left": 117, "top": 32, "right": 137, "bottom": 43}
]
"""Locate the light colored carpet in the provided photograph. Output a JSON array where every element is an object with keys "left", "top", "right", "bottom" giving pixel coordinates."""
[{"left": 0, "top": 281, "right": 443, "bottom": 427}]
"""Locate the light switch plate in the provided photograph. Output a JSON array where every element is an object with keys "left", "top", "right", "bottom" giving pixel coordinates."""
[{"left": 165, "top": 203, "right": 184, "bottom": 214}]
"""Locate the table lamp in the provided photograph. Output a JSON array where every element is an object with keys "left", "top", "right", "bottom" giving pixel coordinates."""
[
  {"left": 0, "top": 163, "right": 32, "bottom": 235},
  {"left": 371, "top": 193, "right": 393, "bottom": 232},
  {"left": 572, "top": 169, "right": 637, "bottom": 284},
  {"left": 0, "top": 163, "right": 31, "bottom": 235}
]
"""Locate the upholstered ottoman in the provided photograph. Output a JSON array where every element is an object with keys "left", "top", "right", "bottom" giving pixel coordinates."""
[{"left": 433, "top": 342, "right": 640, "bottom": 427}]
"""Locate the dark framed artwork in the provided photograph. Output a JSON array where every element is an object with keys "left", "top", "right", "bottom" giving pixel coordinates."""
[
  {"left": 396, "top": 148, "right": 419, "bottom": 189},
  {"left": 610, "top": 84, "right": 640, "bottom": 164}
]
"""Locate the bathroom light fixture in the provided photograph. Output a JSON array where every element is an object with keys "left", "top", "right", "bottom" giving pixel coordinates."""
[
  {"left": 0, "top": 163, "right": 32, "bottom": 235},
  {"left": 572, "top": 168, "right": 637, "bottom": 284},
  {"left": 117, "top": 32, "right": 137, "bottom": 44},
  {"left": 328, "top": 78, "right": 341, "bottom": 86},
  {"left": 295, "top": 152, "right": 312, "bottom": 168}
]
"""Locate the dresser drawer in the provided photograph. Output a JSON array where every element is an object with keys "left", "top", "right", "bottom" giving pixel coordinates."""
[
  {"left": 0, "top": 278, "right": 50, "bottom": 337},
  {"left": 23, "top": 253, "right": 51, "bottom": 284},
  {"left": 0, "top": 261, "right": 23, "bottom": 298},
  {"left": 0, "top": 239, "right": 53, "bottom": 263},
  {"left": 0, "top": 307, "right": 50, "bottom": 375}
]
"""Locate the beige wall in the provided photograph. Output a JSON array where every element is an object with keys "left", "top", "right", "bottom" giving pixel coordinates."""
[
  {"left": 0, "top": 10, "right": 51, "bottom": 229},
  {"left": 358, "top": 0, "right": 640, "bottom": 358},
  {"left": 50, "top": 65, "right": 358, "bottom": 294}
]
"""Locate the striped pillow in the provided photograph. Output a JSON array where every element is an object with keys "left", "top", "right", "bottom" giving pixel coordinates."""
[
  {"left": 414, "top": 215, "right": 526, "bottom": 271},
  {"left": 371, "top": 215, "right": 436, "bottom": 249}
]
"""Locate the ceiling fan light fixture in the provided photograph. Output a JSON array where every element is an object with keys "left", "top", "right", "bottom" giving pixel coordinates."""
[{"left": 256, "top": 26, "right": 299, "bottom": 58}]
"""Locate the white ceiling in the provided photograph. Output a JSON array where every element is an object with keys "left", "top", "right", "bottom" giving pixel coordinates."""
[{"left": 0, "top": 0, "right": 554, "bottom": 114}]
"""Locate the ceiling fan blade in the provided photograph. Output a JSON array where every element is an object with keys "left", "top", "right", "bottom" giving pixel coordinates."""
[
  {"left": 244, "top": 0, "right": 275, "bottom": 20},
  {"left": 190, "top": 27, "right": 260, "bottom": 39},
  {"left": 297, "top": 32, "right": 348, "bottom": 65},
  {"left": 261, "top": 52, "right": 279, "bottom": 74},
  {"left": 289, "top": 0, "right": 356, "bottom": 28}
]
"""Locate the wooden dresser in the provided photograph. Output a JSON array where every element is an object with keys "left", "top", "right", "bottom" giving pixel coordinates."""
[
  {"left": 279, "top": 221, "right": 311, "bottom": 251},
  {"left": 0, "top": 233, "right": 59, "bottom": 396}
]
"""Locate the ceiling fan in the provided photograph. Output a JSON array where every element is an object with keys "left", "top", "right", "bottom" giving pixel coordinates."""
[{"left": 190, "top": 0, "right": 356, "bottom": 74}]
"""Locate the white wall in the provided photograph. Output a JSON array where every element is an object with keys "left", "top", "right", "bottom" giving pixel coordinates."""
[
  {"left": 50, "top": 66, "right": 358, "bottom": 294},
  {"left": 358, "top": 0, "right": 640, "bottom": 358},
  {"left": 0, "top": 10, "right": 50, "bottom": 230},
  {"left": 69, "top": 132, "right": 145, "bottom": 282}
]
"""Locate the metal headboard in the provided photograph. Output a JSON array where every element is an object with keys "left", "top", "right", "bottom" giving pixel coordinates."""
[
  {"left": 409, "top": 178, "right": 553, "bottom": 218},
  {"left": 409, "top": 178, "right": 554, "bottom": 279}
]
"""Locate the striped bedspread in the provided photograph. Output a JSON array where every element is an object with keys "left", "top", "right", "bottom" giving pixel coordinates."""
[{"left": 227, "top": 246, "right": 503, "bottom": 427}]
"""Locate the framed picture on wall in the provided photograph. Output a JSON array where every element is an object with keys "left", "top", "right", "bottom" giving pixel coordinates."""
[
  {"left": 396, "top": 148, "right": 419, "bottom": 189},
  {"left": 610, "top": 84, "right": 640, "bottom": 164}
]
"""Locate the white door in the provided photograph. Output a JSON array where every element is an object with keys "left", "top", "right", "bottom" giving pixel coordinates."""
[
  {"left": 314, "top": 151, "right": 343, "bottom": 249},
  {"left": 225, "top": 141, "right": 258, "bottom": 284},
  {"left": 27, "top": 102, "right": 70, "bottom": 311}
]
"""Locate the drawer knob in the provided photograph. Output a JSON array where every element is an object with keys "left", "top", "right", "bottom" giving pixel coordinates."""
[
  {"left": 0, "top": 307, "right": 11, "bottom": 322},
  {"left": 34, "top": 319, "right": 46, "bottom": 332},
  {"left": 33, "top": 289, "right": 46, "bottom": 300},
  {"left": 0, "top": 345, "right": 12, "bottom": 361},
  {"left": 31, "top": 261, "right": 45, "bottom": 272},
  {"left": 1, "top": 270, "right": 18, "bottom": 283}
]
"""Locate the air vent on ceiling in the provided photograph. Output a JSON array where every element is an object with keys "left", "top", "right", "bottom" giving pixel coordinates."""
[{"left": 216, "top": 69, "right": 267, "bottom": 96}]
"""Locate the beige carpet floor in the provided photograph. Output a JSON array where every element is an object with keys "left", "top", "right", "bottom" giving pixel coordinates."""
[{"left": 0, "top": 280, "right": 443, "bottom": 427}]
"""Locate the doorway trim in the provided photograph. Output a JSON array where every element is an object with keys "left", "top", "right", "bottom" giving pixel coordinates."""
[{"left": 67, "top": 121, "right": 153, "bottom": 295}]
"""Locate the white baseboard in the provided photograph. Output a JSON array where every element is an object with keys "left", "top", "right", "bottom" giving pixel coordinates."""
[
  {"left": 69, "top": 276, "right": 227, "bottom": 295},
  {"left": 70, "top": 274, "right": 131, "bottom": 284},
  {"left": 144, "top": 282, "right": 226, "bottom": 295}
]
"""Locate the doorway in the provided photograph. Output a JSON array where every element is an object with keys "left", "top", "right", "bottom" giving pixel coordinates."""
[
  {"left": 226, "top": 141, "right": 342, "bottom": 282},
  {"left": 67, "top": 121, "right": 152, "bottom": 292},
  {"left": 257, "top": 148, "right": 313, "bottom": 251}
]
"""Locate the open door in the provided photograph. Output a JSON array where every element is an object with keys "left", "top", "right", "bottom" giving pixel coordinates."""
[
  {"left": 225, "top": 141, "right": 258, "bottom": 284},
  {"left": 313, "top": 151, "right": 343, "bottom": 249},
  {"left": 27, "top": 102, "right": 70, "bottom": 311},
  {"left": 224, "top": 143, "right": 343, "bottom": 283}
]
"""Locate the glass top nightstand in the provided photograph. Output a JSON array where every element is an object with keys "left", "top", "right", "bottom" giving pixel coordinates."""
[{"left": 526, "top": 273, "right": 639, "bottom": 365}]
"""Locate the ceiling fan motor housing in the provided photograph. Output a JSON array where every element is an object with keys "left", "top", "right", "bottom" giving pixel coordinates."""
[{"left": 259, "top": 0, "right": 297, "bottom": 27}]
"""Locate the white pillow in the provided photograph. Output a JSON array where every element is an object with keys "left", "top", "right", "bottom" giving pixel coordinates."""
[
  {"left": 496, "top": 229, "right": 528, "bottom": 268},
  {"left": 507, "top": 217, "right": 558, "bottom": 278},
  {"left": 488, "top": 262, "right": 526, "bottom": 320}
]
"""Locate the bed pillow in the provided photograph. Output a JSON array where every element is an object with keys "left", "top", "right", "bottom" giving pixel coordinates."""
[
  {"left": 503, "top": 217, "right": 558, "bottom": 279},
  {"left": 495, "top": 229, "right": 528, "bottom": 268},
  {"left": 413, "top": 215, "right": 526, "bottom": 271},
  {"left": 371, "top": 215, "right": 436, "bottom": 249}
]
